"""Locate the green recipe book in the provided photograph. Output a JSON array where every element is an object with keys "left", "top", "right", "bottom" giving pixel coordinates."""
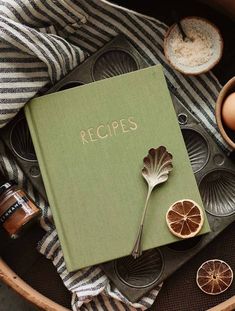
[{"left": 25, "top": 65, "right": 210, "bottom": 271}]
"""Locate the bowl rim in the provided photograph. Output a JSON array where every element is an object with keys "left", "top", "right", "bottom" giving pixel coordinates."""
[
  {"left": 215, "top": 76, "right": 235, "bottom": 149},
  {"left": 164, "top": 16, "right": 224, "bottom": 75}
]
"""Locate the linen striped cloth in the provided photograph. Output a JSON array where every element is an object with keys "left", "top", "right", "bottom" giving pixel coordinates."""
[{"left": 0, "top": 0, "right": 229, "bottom": 310}]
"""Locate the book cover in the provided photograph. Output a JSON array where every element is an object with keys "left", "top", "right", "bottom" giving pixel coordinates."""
[{"left": 25, "top": 65, "right": 210, "bottom": 271}]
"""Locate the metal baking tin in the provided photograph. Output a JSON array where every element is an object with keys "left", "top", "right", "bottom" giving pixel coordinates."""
[
  {"left": 1, "top": 35, "right": 235, "bottom": 302},
  {"left": 0, "top": 112, "right": 47, "bottom": 199}
]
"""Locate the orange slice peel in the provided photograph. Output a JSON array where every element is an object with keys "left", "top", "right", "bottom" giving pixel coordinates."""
[
  {"left": 196, "top": 259, "right": 233, "bottom": 295},
  {"left": 166, "top": 199, "right": 204, "bottom": 239}
]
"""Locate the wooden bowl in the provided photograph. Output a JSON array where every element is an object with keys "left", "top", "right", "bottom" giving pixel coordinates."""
[
  {"left": 216, "top": 77, "right": 235, "bottom": 149},
  {"left": 2, "top": 257, "right": 235, "bottom": 311},
  {"left": 164, "top": 16, "right": 223, "bottom": 75}
]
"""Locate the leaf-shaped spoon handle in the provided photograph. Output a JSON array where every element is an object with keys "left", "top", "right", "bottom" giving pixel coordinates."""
[{"left": 131, "top": 146, "right": 173, "bottom": 259}]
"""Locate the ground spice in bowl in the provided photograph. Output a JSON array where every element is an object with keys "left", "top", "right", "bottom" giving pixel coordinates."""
[
  {"left": 164, "top": 16, "right": 223, "bottom": 75},
  {"left": 171, "top": 28, "right": 213, "bottom": 67}
]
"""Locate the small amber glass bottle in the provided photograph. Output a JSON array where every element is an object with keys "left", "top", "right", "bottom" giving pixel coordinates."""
[{"left": 0, "top": 180, "right": 41, "bottom": 238}]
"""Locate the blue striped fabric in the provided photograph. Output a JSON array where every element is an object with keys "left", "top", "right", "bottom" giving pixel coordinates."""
[{"left": 0, "top": 0, "right": 229, "bottom": 310}]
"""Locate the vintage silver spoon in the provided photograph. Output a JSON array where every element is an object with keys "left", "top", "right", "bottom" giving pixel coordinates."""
[{"left": 131, "top": 146, "right": 173, "bottom": 259}]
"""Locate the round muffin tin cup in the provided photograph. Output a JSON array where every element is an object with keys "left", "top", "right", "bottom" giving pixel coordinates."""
[
  {"left": 10, "top": 117, "right": 38, "bottom": 163},
  {"left": 167, "top": 235, "right": 202, "bottom": 252},
  {"left": 115, "top": 249, "right": 164, "bottom": 288},
  {"left": 92, "top": 49, "right": 138, "bottom": 81},
  {"left": 181, "top": 128, "right": 210, "bottom": 173},
  {"left": 199, "top": 169, "right": 235, "bottom": 217}
]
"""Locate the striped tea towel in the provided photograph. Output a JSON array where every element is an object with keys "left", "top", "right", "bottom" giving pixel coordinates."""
[{"left": 0, "top": 0, "right": 229, "bottom": 310}]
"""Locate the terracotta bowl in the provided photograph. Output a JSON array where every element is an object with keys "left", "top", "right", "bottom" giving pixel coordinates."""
[
  {"left": 164, "top": 16, "right": 223, "bottom": 75},
  {"left": 216, "top": 77, "right": 235, "bottom": 149}
]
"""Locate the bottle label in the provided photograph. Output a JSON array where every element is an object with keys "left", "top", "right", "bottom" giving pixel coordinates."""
[{"left": 0, "top": 196, "right": 29, "bottom": 224}]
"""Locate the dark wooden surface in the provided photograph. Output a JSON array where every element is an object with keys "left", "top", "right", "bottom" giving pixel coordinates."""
[
  {"left": 1, "top": 1, "right": 235, "bottom": 310},
  {"left": 0, "top": 281, "right": 36, "bottom": 311}
]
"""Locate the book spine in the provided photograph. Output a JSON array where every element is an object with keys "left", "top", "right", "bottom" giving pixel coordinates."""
[{"left": 24, "top": 104, "right": 72, "bottom": 271}]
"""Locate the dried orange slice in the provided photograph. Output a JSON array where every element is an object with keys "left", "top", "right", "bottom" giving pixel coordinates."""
[
  {"left": 196, "top": 259, "right": 233, "bottom": 295},
  {"left": 166, "top": 199, "right": 204, "bottom": 238}
]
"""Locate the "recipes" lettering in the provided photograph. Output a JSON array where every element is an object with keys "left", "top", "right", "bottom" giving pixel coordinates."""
[{"left": 80, "top": 116, "right": 138, "bottom": 144}]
